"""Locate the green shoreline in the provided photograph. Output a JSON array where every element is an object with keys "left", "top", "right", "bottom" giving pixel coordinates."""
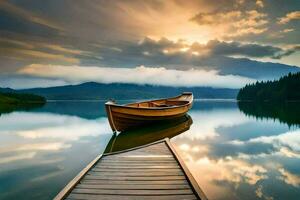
[{"left": 0, "top": 92, "right": 46, "bottom": 114}]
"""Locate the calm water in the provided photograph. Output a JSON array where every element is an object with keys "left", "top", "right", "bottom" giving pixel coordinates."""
[{"left": 0, "top": 100, "right": 299, "bottom": 200}]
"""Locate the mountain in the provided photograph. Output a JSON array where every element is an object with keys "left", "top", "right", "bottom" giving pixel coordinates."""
[
  {"left": 13, "top": 82, "right": 239, "bottom": 100},
  {"left": 208, "top": 56, "right": 300, "bottom": 79},
  {"left": 237, "top": 72, "right": 300, "bottom": 102},
  {"left": 109, "top": 55, "right": 300, "bottom": 80}
]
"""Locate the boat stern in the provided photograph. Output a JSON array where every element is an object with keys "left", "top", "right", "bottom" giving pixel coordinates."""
[{"left": 105, "top": 101, "right": 118, "bottom": 133}]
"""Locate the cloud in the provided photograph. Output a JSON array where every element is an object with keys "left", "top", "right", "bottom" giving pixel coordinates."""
[
  {"left": 124, "top": 37, "right": 298, "bottom": 60},
  {"left": 0, "top": 46, "right": 80, "bottom": 64},
  {"left": 1, "top": 37, "right": 299, "bottom": 89},
  {"left": 0, "top": 143, "right": 69, "bottom": 154},
  {"left": 0, "top": 152, "right": 36, "bottom": 164},
  {"left": 0, "top": 1, "right": 63, "bottom": 31},
  {"left": 96, "top": 38, "right": 299, "bottom": 76},
  {"left": 0, "top": 111, "right": 112, "bottom": 168},
  {"left": 0, "top": 0, "right": 299, "bottom": 86},
  {"left": 18, "top": 64, "right": 256, "bottom": 88},
  {"left": 0, "top": 74, "right": 68, "bottom": 89},
  {"left": 255, "top": 185, "right": 273, "bottom": 200},
  {"left": 0, "top": 112, "right": 111, "bottom": 141},
  {"left": 278, "top": 11, "right": 300, "bottom": 24},
  {"left": 256, "top": 0, "right": 264, "bottom": 8},
  {"left": 228, "top": 129, "right": 300, "bottom": 159},
  {"left": 249, "top": 129, "right": 300, "bottom": 152},
  {"left": 190, "top": 9, "right": 268, "bottom": 38},
  {"left": 282, "top": 28, "right": 294, "bottom": 33},
  {"left": 278, "top": 168, "right": 300, "bottom": 187},
  {"left": 176, "top": 108, "right": 250, "bottom": 140},
  {"left": 198, "top": 40, "right": 296, "bottom": 59}
]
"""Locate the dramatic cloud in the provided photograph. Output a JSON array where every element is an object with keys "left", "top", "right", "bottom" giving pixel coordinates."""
[
  {"left": 278, "top": 11, "right": 300, "bottom": 24},
  {"left": 228, "top": 129, "right": 300, "bottom": 159},
  {"left": 191, "top": 9, "right": 268, "bottom": 38},
  {"left": 0, "top": 111, "right": 111, "bottom": 167},
  {"left": 0, "top": 112, "right": 111, "bottom": 144},
  {"left": 0, "top": 0, "right": 300, "bottom": 88},
  {"left": 256, "top": 0, "right": 264, "bottom": 8},
  {"left": 193, "top": 40, "right": 298, "bottom": 59},
  {"left": 18, "top": 64, "right": 256, "bottom": 89},
  {"left": 278, "top": 168, "right": 300, "bottom": 187},
  {"left": 99, "top": 37, "right": 300, "bottom": 69},
  {"left": 1, "top": 37, "right": 299, "bottom": 89},
  {"left": 0, "top": 74, "right": 68, "bottom": 89},
  {"left": 0, "top": 1, "right": 63, "bottom": 31}
]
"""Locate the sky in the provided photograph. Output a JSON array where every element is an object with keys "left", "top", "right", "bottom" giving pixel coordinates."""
[{"left": 0, "top": 0, "right": 299, "bottom": 89}]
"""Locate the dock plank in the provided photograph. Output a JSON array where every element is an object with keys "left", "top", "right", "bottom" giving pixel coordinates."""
[
  {"left": 87, "top": 171, "right": 184, "bottom": 176},
  {"left": 76, "top": 184, "right": 191, "bottom": 190},
  {"left": 83, "top": 175, "right": 186, "bottom": 181},
  {"left": 91, "top": 168, "right": 181, "bottom": 172},
  {"left": 72, "top": 188, "right": 194, "bottom": 195},
  {"left": 80, "top": 180, "right": 189, "bottom": 185},
  {"left": 55, "top": 139, "right": 207, "bottom": 200},
  {"left": 66, "top": 194, "right": 197, "bottom": 200}
]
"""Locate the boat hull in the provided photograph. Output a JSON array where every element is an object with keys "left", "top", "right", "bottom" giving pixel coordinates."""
[{"left": 105, "top": 93, "right": 193, "bottom": 132}]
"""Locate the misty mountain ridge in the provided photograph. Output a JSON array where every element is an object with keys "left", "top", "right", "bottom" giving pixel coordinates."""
[{"left": 1, "top": 82, "right": 239, "bottom": 100}]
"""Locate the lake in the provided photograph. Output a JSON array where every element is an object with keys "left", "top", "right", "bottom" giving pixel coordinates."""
[{"left": 0, "top": 100, "right": 299, "bottom": 200}]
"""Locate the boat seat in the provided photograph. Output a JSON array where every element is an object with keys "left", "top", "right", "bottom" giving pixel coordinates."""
[{"left": 151, "top": 102, "right": 171, "bottom": 107}]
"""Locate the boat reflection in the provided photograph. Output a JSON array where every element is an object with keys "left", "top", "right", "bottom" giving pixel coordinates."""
[{"left": 104, "top": 114, "right": 193, "bottom": 153}]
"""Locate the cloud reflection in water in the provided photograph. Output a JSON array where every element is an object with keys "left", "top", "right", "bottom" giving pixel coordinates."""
[
  {"left": 171, "top": 102, "right": 300, "bottom": 200},
  {"left": 0, "top": 111, "right": 112, "bottom": 199}
]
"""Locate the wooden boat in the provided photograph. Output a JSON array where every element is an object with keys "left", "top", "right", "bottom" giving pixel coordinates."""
[{"left": 105, "top": 92, "right": 193, "bottom": 132}]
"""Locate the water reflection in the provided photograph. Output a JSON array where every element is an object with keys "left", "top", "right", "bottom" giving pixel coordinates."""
[
  {"left": 33, "top": 100, "right": 133, "bottom": 119},
  {"left": 0, "top": 111, "right": 112, "bottom": 200},
  {"left": 0, "top": 100, "right": 299, "bottom": 200},
  {"left": 104, "top": 115, "right": 192, "bottom": 153},
  {"left": 0, "top": 102, "right": 44, "bottom": 116},
  {"left": 171, "top": 101, "right": 300, "bottom": 200},
  {"left": 238, "top": 101, "right": 300, "bottom": 127}
]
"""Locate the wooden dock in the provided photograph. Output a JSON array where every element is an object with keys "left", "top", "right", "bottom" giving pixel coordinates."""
[{"left": 54, "top": 139, "right": 207, "bottom": 200}]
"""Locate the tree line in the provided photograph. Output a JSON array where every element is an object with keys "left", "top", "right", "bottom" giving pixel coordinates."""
[
  {"left": 0, "top": 91, "right": 46, "bottom": 104},
  {"left": 237, "top": 72, "right": 300, "bottom": 102}
]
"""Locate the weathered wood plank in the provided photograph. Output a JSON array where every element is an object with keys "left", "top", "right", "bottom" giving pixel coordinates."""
[
  {"left": 106, "top": 155, "right": 173, "bottom": 158},
  {"left": 100, "top": 160, "right": 176, "bottom": 163},
  {"left": 97, "top": 163, "right": 179, "bottom": 167},
  {"left": 87, "top": 171, "right": 184, "bottom": 176},
  {"left": 76, "top": 184, "right": 191, "bottom": 190},
  {"left": 93, "top": 165, "right": 180, "bottom": 169},
  {"left": 72, "top": 188, "right": 194, "bottom": 195},
  {"left": 83, "top": 175, "right": 186, "bottom": 181},
  {"left": 67, "top": 193, "right": 197, "bottom": 200},
  {"left": 80, "top": 180, "right": 189, "bottom": 185},
  {"left": 102, "top": 156, "right": 174, "bottom": 160},
  {"left": 91, "top": 168, "right": 182, "bottom": 173}
]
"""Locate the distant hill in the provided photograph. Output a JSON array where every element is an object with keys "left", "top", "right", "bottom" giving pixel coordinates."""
[
  {"left": 209, "top": 56, "right": 300, "bottom": 79},
  {"left": 0, "top": 90, "right": 46, "bottom": 104},
  {"left": 237, "top": 72, "right": 300, "bottom": 102},
  {"left": 0, "top": 90, "right": 46, "bottom": 114},
  {"left": 13, "top": 82, "right": 238, "bottom": 100}
]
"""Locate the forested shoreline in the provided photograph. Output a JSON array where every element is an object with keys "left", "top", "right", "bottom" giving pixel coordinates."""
[
  {"left": 237, "top": 72, "right": 300, "bottom": 102},
  {"left": 0, "top": 91, "right": 46, "bottom": 114}
]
